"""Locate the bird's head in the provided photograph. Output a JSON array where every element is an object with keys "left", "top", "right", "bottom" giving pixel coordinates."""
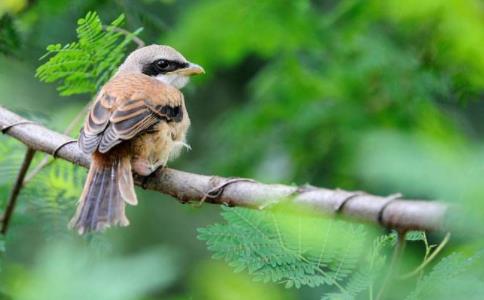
[{"left": 117, "top": 44, "right": 205, "bottom": 89}]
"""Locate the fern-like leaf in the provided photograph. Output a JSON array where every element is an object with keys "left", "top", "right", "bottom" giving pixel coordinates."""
[
  {"left": 321, "top": 233, "right": 396, "bottom": 300},
  {"left": 36, "top": 11, "right": 142, "bottom": 96},
  {"left": 198, "top": 206, "right": 367, "bottom": 290},
  {"left": 405, "top": 231, "right": 425, "bottom": 241},
  {"left": 22, "top": 160, "right": 84, "bottom": 237}
]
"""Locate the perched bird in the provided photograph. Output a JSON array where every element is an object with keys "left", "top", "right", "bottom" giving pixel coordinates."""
[{"left": 70, "top": 45, "right": 204, "bottom": 234}]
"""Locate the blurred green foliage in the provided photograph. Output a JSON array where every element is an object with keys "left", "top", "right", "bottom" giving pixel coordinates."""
[
  {"left": 0, "top": 0, "right": 26, "bottom": 18},
  {"left": 1, "top": 0, "right": 484, "bottom": 299},
  {"left": 188, "top": 260, "right": 294, "bottom": 300},
  {"left": 9, "top": 243, "right": 178, "bottom": 300},
  {"left": 0, "top": 15, "right": 20, "bottom": 56},
  {"left": 405, "top": 252, "right": 483, "bottom": 299}
]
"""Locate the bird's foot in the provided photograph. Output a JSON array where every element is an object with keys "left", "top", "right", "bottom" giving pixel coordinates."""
[
  {"left": 132, "top": 158, "right": 166, "bottom": 176},
  {"left": 140, "top": 163, "right": 166, "bottom": 189}
]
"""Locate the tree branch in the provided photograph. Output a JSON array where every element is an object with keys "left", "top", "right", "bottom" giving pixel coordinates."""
[
  {"left": 0, "top": 106, "right": 448, "bottom": 232},
  {"left": 23, "top": 100, "right": 91, "bottom": 185},
  {"left": 0, "top": 147, "right": 35, "bottom": 235}
]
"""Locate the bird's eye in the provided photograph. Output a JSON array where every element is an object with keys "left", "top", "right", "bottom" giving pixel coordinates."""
[{"left": 156, "top": 59, "right": 169, "bottom": 70}]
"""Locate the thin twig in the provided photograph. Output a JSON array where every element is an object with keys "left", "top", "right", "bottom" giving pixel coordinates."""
[
  {"left": 0, "top": 148, "right": 36, "bottom": 235},
  {"left": 196, "top": 178, "right": 256, "bottom": 207},
  {"left": 376, "top": 230, "right": 407, "bottom": 300},
  {"left": 399, "top": 232, "right": 451, "bottom": 279},
  {"left": 102, "top": 25, "right": 145, "bottom": 48},
  {"left": 417, "top": 232, "right": 432, "bottom": 281},
  {"left": 23, "top": 101, "right": 90, "bottom": 185}
]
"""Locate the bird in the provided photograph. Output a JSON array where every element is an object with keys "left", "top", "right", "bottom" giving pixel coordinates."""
[{"left": 70, "top": 44, "right": 204, "bottom": 234}]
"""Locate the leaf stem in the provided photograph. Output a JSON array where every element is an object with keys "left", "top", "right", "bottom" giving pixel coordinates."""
[
  {"left": 399, "top": 232, "right": 451, "bottom": 280},
  {"left": 102, "top": 25, "right": 145, "bottom": 48}
]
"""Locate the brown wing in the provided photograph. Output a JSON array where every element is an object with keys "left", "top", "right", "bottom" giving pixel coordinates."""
[{"left": 78, "top": 74, "right": 184, "bottom": 154}]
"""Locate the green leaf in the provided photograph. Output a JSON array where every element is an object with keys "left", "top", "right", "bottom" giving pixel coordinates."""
[
  {"left": 405, "top": 252, "right": 482, "bottom": 300},
  {"left": 405, "top": 231, "right": 425, "bottom": 241},
  {"left": 321, "top": 233, "right": 395, "bottom": 300},
  {"left": 22, "top": 160, "right": 84, "bottom": 236},
  {"left": 198, "top": 206, "right": 368, "bottom": 290},
  {"left": 36, "top": 11, "right": 142, "bottom": 96}
]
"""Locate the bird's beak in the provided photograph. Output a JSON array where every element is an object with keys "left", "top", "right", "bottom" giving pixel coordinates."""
[{"left": 178, "top": 63, "right": 205, "bottom": 76}]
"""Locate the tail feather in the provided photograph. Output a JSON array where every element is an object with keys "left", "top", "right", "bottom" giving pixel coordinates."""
[
  {"left": 118, "top": 157, "right": 137, "bottom": 205},
  {"left": 69, "top": 153, "right": 137, "bottom": 234}
]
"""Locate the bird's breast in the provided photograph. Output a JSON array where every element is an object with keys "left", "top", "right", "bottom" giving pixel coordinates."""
[{"left": 129, "top": 109, "right": 190, "bottom": 174}]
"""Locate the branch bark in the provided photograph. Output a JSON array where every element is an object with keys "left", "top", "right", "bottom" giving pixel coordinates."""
[
  {"left": 0, "top": 106, "right": 448, "bottom": 232},
  {"left": 0, "top": 148, "right": 35, "bottom": 235},
  {"left": 23, "top": 100, "right": 91, "bottom": 184}
]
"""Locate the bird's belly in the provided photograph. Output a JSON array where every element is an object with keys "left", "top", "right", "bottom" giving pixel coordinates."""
[{"left": 130, "top": 122, "right": 188, "bottom": 176}]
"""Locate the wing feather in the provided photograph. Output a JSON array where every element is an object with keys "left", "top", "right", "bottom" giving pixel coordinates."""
[{"left": 78, "top": 74, "right": 184, "bottom": 154}]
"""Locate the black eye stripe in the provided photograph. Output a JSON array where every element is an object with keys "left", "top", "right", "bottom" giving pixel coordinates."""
[{"left": 142, "top": 59, "right": 189, "bottom": 77}]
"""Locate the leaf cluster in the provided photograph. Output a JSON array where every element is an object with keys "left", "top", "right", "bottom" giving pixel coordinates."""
[
  {"left": 0, "top": 138, "right": 83, "bottom": 238},
  {"left": 35, "top": 12, "right": 142, "bottom": 96},
  {"left": 199, "top": 206, "right": 371, "bottom": 293},
  {"left": 198, "top": 206, "right": 484, "bottom": 299}
]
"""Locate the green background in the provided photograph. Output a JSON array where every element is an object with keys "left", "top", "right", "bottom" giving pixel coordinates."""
[{"left": 0, "top": 0, "right": 483, "bottom": 299}]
